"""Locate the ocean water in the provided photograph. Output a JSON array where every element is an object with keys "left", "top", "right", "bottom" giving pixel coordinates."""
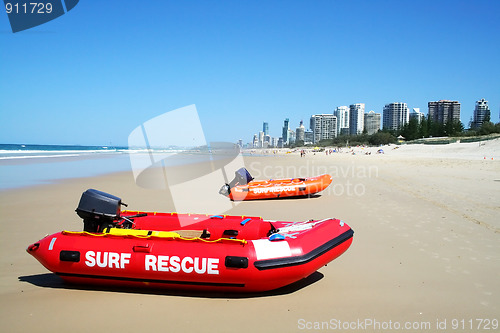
[
  {"left": 0, "top": 144, "right": 240, "bottom": 190},
  {"left": 0, "top": 144, "right": 136, "bottom": 190},
  {"left": 0, "top": 143, "right": 129, "bottom": 159}
]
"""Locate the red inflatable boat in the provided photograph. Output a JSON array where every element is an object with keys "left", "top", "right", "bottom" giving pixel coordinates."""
[
  {"left": 27, "top": 189, "right": 353, "bottom": 293},
  {"left": 219, "top": 168, "right": 332, "bottom": 201}
]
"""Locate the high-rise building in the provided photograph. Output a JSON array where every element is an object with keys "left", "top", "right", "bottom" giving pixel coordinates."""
[
  {"left": 288, "top": 129, "right": 296, "bottom": 144},
  {"left": 304, "top": 130, "right": 313, "bottom": 144},
  {"left": 282, "top": 118, "right": 290, "bottom": 144},
  {"left": 310, "top": 114, "right": 337, "bottom": 144},
  {"left": 296, "top": 120, "right": 305, "bottom": 142},
  {"left": 364, "top": 111, "right": 381, "bottom": 135},
  {"left": 252, "top": 134, "right": 258, "bottom": 148},
  {"left": 410, "top": 108, "right": 425, "bottom": 124},
  {"left": 271, "top": 137, "right": 279, "bottom": 147},
  {"left": 263, "top": 122, "right": 269, "bottom": 136},
  {"left": 334, "top": 106, "right": 349, "bottom": 136},
  {"left": 383, "top": 102, "right": 410, "bottom": 130},
  {"left": 428, "top": 100, "right": 461, "bottom": 124},
  {"left": 277, "top": 137, "right": 284, "bottom": 148},
  {"left": 258, "top": 131, "right": 265, "bottom": 148},
  {"left": 349, "top": 103, "right": 365, "bottom": 135},
  {"left": 472, "top": 98, "right": 490, "bottom": 129}
]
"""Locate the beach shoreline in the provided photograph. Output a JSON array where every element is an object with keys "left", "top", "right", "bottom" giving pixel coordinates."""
[{"left": 1, "top": 140, "right": 499, "bottom": 332}]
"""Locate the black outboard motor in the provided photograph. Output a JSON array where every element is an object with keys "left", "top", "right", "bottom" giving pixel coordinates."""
[
  {"left": 76, "top": 189, "right": 126, "bottom": 232},
  {"left": 219, "top": 168, "right": 254, "bottom": 196},
  {"left": 232, "top": 167, "right": 254, "bottom": 186}
]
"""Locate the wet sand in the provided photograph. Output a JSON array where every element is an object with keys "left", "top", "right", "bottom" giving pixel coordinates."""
[{"left": 1, "top": 140, "right": 499, "bottom": 332}]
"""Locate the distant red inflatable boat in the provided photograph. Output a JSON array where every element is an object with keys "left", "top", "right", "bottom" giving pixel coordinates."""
[
  {"left": 219, "top": 168, "right": 332, "bottom": 201},
  {"left": 27, "top": 189, "right": 353, "bottom": 293}
]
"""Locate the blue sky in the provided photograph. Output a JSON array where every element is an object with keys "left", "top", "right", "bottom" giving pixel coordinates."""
[{"left": 1, "top": 0, "right": 499, "bottom": 146}]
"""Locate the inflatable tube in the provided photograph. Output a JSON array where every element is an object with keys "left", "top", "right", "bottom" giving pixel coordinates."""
[
  {"left": 28, "top": 211, "right": 353, "bottom": 293},
  {"left": 224, "top": 174, "right": 333, "bottom": 201}
]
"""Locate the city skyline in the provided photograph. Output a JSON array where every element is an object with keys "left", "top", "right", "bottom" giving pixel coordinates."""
[
  {"left": 251, "top": 97, "right": 495, "bottom": 145},
  {"left": 1, "top": 1, "right": 499, "bottom": 146}
]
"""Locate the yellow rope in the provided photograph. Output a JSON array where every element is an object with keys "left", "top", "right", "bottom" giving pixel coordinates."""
[
  {"left": 177, "top": 236, "right": 247, "bottom": 245},
  {"left": 62, "top": 230, "right": 247, "bottom": 245},
  {"left": 62, "top": 230, "right": 107, "bottom": 236}
]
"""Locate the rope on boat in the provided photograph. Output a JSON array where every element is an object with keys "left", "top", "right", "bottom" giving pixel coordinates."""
[{"left": 61, "top": 230, "right": 247, "bottom": 245}]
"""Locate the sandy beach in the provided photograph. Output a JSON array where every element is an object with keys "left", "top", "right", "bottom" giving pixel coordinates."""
[{"left": 1, "top": 140, "right": 499, "bottom": 332}]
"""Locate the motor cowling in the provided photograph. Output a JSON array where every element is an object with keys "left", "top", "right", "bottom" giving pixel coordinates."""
[{"left": 76, "top": 189, "right": 125, "bottom": 232}]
